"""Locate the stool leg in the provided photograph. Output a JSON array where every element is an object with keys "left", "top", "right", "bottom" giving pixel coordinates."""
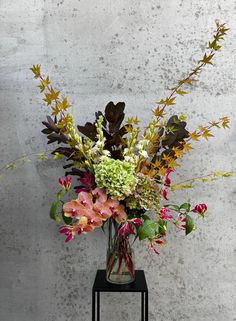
[
  {"left": 145, "top": 291, "right": 148, "bottom": 321},
  {"left": 141, "top": 292, "right": 144, "bottom": 321},
  {"left": 97, "top": 291, "right": 100, "bottom": 321},
  {"left": 92, "top": 290, "right": 95, "bottom": 321}
]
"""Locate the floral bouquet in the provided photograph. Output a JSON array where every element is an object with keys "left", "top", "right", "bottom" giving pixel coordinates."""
[{"left": 31, "top": 22, "right": 231, "bottom": 284}]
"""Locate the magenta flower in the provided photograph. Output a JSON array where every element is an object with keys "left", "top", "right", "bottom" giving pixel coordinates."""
[
  {"left": 148, "top": 243, "right": 160, "bottom": 255},
  {"left": 75, "top": 171, "right": 95, "bottom": 194},
  {"left": 58, "top": 176, "right": 72, "bottom": 189},
  {"left": 192, "top": 203, "right": 207, "bottom": 216},
  {"left": 59, "top": 226, "right": 74, "bottom": 242},
  {"left": 163, "top": 168, "right": 173, "bottom": 186},
  {"left": 155, "top": 239, "right": 165, "bottom": 245},
  {"left": 129, "top": 218, "right": 143, "bottom": 227},
  {"left": 162, "top": 188, "right": 169, "bottom": 200},
  {"left": 175, "top": 215, "right": 186, "bottom": 230},
  {"left": 160, "top": 207, "right": 173, "bottom": 221},
  {"left": 118, "top": 222, "right": 135, "bottom": 238},
  {"left": 78, "top": 171, "right": 95, "bottom": 186}
]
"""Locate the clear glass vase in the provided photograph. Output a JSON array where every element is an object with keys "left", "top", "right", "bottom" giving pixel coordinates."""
[{"left": 106, "top": 218, "right": 135, "bottom": 284}]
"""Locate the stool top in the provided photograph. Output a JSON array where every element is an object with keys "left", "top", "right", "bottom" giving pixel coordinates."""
[{"left": 92, "top": 270, "right": 148, "bottom": 292}]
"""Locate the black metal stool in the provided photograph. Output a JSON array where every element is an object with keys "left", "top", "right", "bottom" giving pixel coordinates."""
[{"left": 92, "top": 270, "right": 148, "bottom": 321}]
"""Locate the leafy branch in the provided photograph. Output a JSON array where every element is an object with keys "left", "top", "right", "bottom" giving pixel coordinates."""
[
  {"left": 171, "top": 171, "right": 233, "bottom": 191},
  {"left": 153, "top": 21, "right": 229, "bottom": 119}
]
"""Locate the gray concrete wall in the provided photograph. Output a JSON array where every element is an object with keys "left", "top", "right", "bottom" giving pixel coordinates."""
[{"left": 0, "top": 1, "right": 236, "bottom": 321}]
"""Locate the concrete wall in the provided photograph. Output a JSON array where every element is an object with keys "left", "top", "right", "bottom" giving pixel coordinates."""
[{"left": 1, "top": 1, "right": 236, "bottom": 320}]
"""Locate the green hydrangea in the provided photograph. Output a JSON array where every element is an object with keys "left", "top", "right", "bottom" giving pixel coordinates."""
[
  {"left": 125, "top": 173, "right": 160, "bottom": 211},
  {"left": 94, "top": 158, "right": 137, "bottom": 200}
]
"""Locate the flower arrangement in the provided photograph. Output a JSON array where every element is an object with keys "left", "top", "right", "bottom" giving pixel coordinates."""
[{"left": 30, "top": 22, "right": 231, "bottom": 282}]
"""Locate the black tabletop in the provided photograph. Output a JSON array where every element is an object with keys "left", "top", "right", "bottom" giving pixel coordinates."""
[{"left": 92, "top": 270, "right": 148, "bottom": 292}]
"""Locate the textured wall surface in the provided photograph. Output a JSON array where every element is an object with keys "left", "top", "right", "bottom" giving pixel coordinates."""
[{"left": 0, "top": 1, "right": 236, "bottom": 321}]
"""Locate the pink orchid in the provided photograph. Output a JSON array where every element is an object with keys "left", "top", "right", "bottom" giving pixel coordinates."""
[
  {"left": 58, "top": 176, "right": 72, "bottom": 189},
  {"left": 111, "top": 203, "right": 127, "bottom": 223},
  {"left": 118, "top": 222, "right": 135, "bottom": 238},
  {"left": 192, "top": 203, "right": 207, "bottom": 216},
  {"left": 160, "top": 207, "right": 173, "bottom": 221},
  {"left": 77, "top": 191, "right": 93, "bottom": 208},
  {"left": 93, "top": 201, "right": 113, "bottom": 220},
  {"left": 162, "top": 188, "right": 169, "bottom": 200},
  {"left": 92, "top": 188, "right": 108, "bottom": 203},
  {"left": 163, "top": 168, "right": 173, "bottom": 186},
  {"left": 61, "top": 188, "right": 127, "bottom": 241},
  {"left": 63, "top": 200, "right": 83, "bottom": 218}
]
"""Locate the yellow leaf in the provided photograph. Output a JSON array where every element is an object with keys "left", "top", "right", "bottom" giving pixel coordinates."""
[
  {"left": 183, "top": 143, "right": 193, "bottom": 152},
  {"left": 167, "top": 159, "right": 179, "bottom": 169},
  {"left": 209, "top": 121, "right": 220, "bottom": 128},
  {"left": 156, "top": 96, "right": 176, "bottom": 106},
  {"left": 200, "top": 53, "right": 215, "bottom": 65},
  {"left": 220, "top": 116, "right": 230, "bottom": 129},
  {"left": 49, "top": 87, "right": 60, "bottom": 100},
  {"left": 202, "top": 129, "right": 214, "bottom": 140},
  {"left": 127, "top": 116, "right": 140, "bottom": 125},
  {"left": 30, "top": 64, "right": 41, "bottom": 78},
  {"left": 172, "top": 147, "right": 184, "bottom": 158},
  {"left": 152, "top": 159, "right": 162, "bottom": 169},
  {"left": 176, "top": 89, "right": 188, "bottom": 96},
  {"left": 153, "top": 106, "right": 165, "bottom": 118},
  {"left": 162, "top": 154, "right": 171, "bottom": 162},
  {"left": 189, "top": 131, "right": 200, "bottom": 141}
]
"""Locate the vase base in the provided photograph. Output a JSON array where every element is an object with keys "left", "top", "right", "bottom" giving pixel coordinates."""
[{"left": 106, "top": 272, "right": 135, "bottom": 285}]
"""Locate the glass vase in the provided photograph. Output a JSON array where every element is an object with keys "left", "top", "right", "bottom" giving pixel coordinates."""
[{"left": 106, "top": 218, "right": 135, "bottom": 284}]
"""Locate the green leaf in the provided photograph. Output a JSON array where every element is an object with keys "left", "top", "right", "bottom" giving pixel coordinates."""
[
  {"left": 185, "top": 214, "right": 195, "bottom": 235},
  {"left": 180, "top": 203, "right": 191, "bottom": 212},
  {"left": 176, "top": 89, "right": 188, "bottom": 96},
  {"left": 158, "top": 220, "right": 167, "bottom": 235},
  {"left": 62, "top": 211, "right": 72, "bottom": 225},
  {"left": 49, "top": 201, "right": 60, "bottom": 222},
  {"left": 141, "top": 214, "right": 151, "bottom": 221},
  {"left": 6, "top": 163, "right": 17, "bottom": 170},
  {"left": 171, "top": 184, "right": 193, "bottom": 191},
  {"left": 137, "top": 220, "right": 157, "bottom": 240},
  {"left": 38, "top": 153, "right": 47, "bottom": 161},
  {"left": 53, "top": 152, "right": 63, "bottom": 160},
  {"left": 171, "top": 205, "right": 180, "bottom": 211}
]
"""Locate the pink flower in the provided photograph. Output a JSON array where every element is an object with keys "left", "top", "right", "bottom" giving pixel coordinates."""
[
  {"left": 92, "top": 188, "right": 108, "bottom": 203},
  {"left": 192, "top": 203, "right": 207, "bottom": 216},
  {"left": 59, "top": 226, "right": 74, "bottom": 242},
  {"left": 160, "top": 207, "right": 173, "bottom": 221},
  {"left": 78, "top": 171, "right": 94, "bottom": 186},
  {"left": 58, "top": 176, "right": 72, "bottom": 189},
  {"left": 155, "top": 239, "right": 165, "bottom": 246},
  {"left": 111, "top": 203, "right": 127, "bottom": 223},
  {"left": 129, "top": 218, "right": 143, "bottom": 227},
  {"left": 77, "top": 191, "right": 93, "bottom": 208},
  {"left": 175, "top": 215, "right": 186, "bottom": 230},
  {"left": 163, "top": 168, "right": 173, "bottom": 186},
  {"left": 63, "top": 200, "right": 83, "bottom": 218},
  {"left": 118, "top": 222, "right": 135, "bottom": 238},
  {"left": 148, "top": 243, "right": 160, "bottom": 255},
  {"left": 61, "top": 188, "right": 127, "bottom": 242},
  {"left": 162, "top": 188, "right": 169, "bottom": 200}
]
